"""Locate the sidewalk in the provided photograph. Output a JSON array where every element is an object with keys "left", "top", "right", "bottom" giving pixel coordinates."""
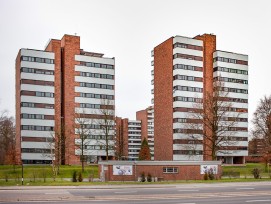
[{"left": 1, "top": 181, "right": 271, "bottom": 190}]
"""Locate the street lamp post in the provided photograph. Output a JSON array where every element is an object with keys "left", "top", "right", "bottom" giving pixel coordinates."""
[
  {"left": 21, "top": 161, "right": 24, "bottom": 186},
  {"left": 134, "top": 161, "right": 137, "bottom": 182},
  {"left": 21, "top": 135, "right": 24, "bottom": 186}
]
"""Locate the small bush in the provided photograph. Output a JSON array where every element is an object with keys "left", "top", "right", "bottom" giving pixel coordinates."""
[
  {"left": 140, "top": 172, "right": 146, "bottom": 182},
  {"left": 72, "top": 171, "right": 77, "bottom": 182},
  {"left": 208, "top": 169, "right": 215, "bottom": 180},
  {"left": 5, "top": 174, "right": 9, "bottom": 182},
  {"left": 252, "top": 168, "right": 260, "bottom": 179},
  {"left": 203, "top": 172, "right": 208, "bottom": 180},
  {"left": 78, "top": 172, "right": 83, "bottom": 182},
  {"left": 147, "top": 173, "right": 152, "bottom": 182}
]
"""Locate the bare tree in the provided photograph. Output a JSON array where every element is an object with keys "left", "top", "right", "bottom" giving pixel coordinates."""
[
  {"left": 42, "top": 133, "right": 57, "bottom": 181},
  {"left": 0, "top": 111, "right": 16, "bottom": 166},
  {"left": 95, "top": 99, "right": 115, "bottom": 161},
  {"left": 182, "top": 80, "right": 241, "bottom": 160},
  {"left": 42, "top": 122, "right": 72, "bottom": 179},
  {"left": 251, "top": 95, "right": 271, "bottom": 166},
  {"left": 75, "top": 110, "right": 93, "bottom": 172}
]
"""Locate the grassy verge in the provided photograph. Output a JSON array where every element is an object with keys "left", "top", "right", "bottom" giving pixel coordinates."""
[
  {"left": 0, "top": 165, "right": 99, "bottom": 182},
  {"left": 0, "top": 178, "right": 270, "bottom": 186},
  {"left": 222, "top": 163, "right": 271, "bottom": 178},
  {"left": 0, "top": 163, "right": 270, "bottom": 186}
]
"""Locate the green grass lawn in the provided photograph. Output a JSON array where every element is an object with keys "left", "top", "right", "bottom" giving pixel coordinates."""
[
  {"left": 222, "top": 163, "right": 271, "bottom": 178},
  {"left": 0, "top": 164, "right": 99, "bottom": 183},
  {"left": 0, "top": 163, "right": 270, "bottom": 186}
]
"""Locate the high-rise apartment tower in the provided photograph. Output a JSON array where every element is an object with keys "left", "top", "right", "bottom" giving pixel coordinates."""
[
  {"left": 152, "top": 34, "right": 248, "bottom": 164},
  {"left": 16, "top": 35, "right": 115, "bottom": 164}
]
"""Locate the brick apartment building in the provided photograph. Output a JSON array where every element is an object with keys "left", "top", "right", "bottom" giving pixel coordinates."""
[
  {"left": 16, "top": 34, "right": 115, "bottom": 164},
  {"left": 136, "top": 106, "right": 154, "bottom": 159},
  {"left": 152, "top": 34, "right": 248, "bottom": 164},
  {"left": 116, "top": 118, "right": 142, "bottom": 160},
  {"left": 116, "top": 106, "right": 154, "bottom": 161},
  {"left": 246, "top": 138, "right": 265, "bottom": 163}
]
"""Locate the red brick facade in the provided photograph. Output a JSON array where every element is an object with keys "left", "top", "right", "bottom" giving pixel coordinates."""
[
  {"left": 194, "top": 34, "right": 216, "bottom": 161},
  {"left": 45, "top": 39, "right": 63, "bottom": 163},
  {"left": 154, "top": 37, "right": 174, "bottom": 161},
  {"left": 153, "top": 34, "right": 218, "bottom": 161},
  {"left": 99, "top": 161, "right": 222, "bottom": 181},
  {"left": 44, "top": 35, "right": 81, "bottom": 165},
  {"left": 136, "top": 109, "right": 148, "bottom": 141},
  {"left": 115, "top": 117, "right": 129, "bottom": 160},
  {"left": 60, "top": 35, "right": 81, "bottom": 164}
]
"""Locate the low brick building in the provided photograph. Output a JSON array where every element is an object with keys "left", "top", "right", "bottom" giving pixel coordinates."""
[{"left": 99, "top": 160, "right": 222, "bottom": 181}]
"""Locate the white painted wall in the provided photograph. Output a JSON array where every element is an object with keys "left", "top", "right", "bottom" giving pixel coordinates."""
[
  {"left": 173, "top": 47, "right": 203, "bottom": 57},
  {"left": 21, "top": 119, "right": 55, "bottom": 126},
  {"left": 173, "top": 58, "right": 203, "bottom": 67},
  {"left": 21, "top": 73, "right": 55, "bottom": 81},
  {"left": 173, "top": 36, "right": 203, "bottom": 46},
  {"left": 75, "top": 55, "right": 115, "bottom": 65},
  {"left": 21, "top": 84, "right": 55, "bottom": 93},
  {"left": 21, "top": 96, "right": 54, "bottom": 104}
]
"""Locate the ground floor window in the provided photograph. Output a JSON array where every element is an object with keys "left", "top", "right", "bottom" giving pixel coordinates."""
[{"left": 163, "top": 167, "right": 178, "bottom": 173}]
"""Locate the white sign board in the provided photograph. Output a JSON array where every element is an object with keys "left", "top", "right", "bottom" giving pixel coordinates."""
[
  {"left": 200, "top": 165, "right": 218, "bottom": 174},
  {"left": 113, "top": 165, "right": 133, "bottom": 175}
]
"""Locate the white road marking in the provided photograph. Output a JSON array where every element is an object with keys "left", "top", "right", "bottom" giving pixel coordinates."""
[
  {"left": 237, "top": 188, "right": 255, "bottom": 190},
  {"left": 246, "top": 200, "right": 271, "bottom": 203},
  {"left": 45, "top": 192, "right": 70, "bottom": 195},
  {"left": 178, "top": 189, "right": 199, "bottom": 192},
  {"left": 114, "top": 191, "right": 137, "bottom": 194},
  {"left": 177, "top": 203, "right": 196, "bottom": 204}
]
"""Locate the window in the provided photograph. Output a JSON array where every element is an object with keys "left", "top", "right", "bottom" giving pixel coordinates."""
[
  {"left": 173, "top": 118, "right": 187, "bottom": 123},
  {"left": 79, "top": 93, "right": 114, "bottom": 100},
  {"left": 21, "top": 148, "right": 52, "bottom": 153},
  {"left": 21, "top": 56, "right": 54, "bottom": 64},
  {"left": 214, "top": 77, "right": 248, "bottom": 85},
  {"left": 214, "top": 57, "right": 247, "bottom": 65},
  {"left": 21, "top": 102, "right": 34, "bottom": 108},
  {"left": 35, "top": 91, "right": 54, "bottom": 98},
  {"left": 173, "top": 43, "right": 203, "bottom": 51},
  {"left": 213, "top": 66, "right": 248, "bottom": 75},
  {"left": 163, "top": 167, "right": 178, "bottom": 174},
  {"left": 174, "top": 96, "right": 202, "bottom": 103},
  {"left": 79, "top": 82, "right": 114, "bottom": 90},
  {"left": 174, "top": 75, "right": 203, "bottom": 82},
  {"left": 80, "top": 61, "right": 114, "bottom": 69},
  {"left": 21, "top": 114, "right": 45, "bottom": 120},
  {"left": 21, "top": 125, "right": 54, "bottom": 131},
  {"left": 21, "top": 67, "right": 54, "bottom": 75},
  {"left": 173, "top": 53, "right": 203, "bottom": 61}
]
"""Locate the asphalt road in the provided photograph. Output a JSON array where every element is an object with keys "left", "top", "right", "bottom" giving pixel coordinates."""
[{"left": 1, "top": 182, "right": 271, "bottom": 204}]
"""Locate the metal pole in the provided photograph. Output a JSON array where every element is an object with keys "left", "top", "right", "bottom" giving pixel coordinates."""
[
  {"left": 21, "top": 161, "right": 24, "bottom": 186},
  {"left": 134, "top": 161, "right": 137, "bottom": 182}
]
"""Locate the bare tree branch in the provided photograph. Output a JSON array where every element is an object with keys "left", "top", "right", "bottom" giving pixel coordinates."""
[
  {"left": 183, "top": 80, "right": 242, "bottom": 160},
  {"left": 251, "top": 95, "right": 271, "bottom": 165}
]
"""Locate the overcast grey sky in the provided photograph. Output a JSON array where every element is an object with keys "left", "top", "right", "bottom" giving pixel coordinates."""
[{"left": 0, "top": 0, "right": 271, "bottom": 129}]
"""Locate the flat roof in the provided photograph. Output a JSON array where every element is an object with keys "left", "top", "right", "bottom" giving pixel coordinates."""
[
  {"left": 21, "top": 48, "right": 54, "bottom": 54},
  {"left": 99, "top": 160, "right": 222, "bottom": 166},
  {"left": 215, "top": 50, "right": 248, "bottom": 57}
]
